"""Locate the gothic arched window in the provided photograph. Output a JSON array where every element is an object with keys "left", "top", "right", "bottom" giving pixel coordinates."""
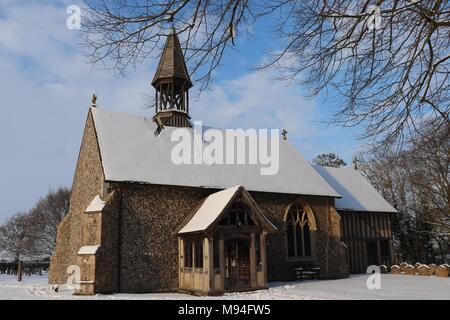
[{"left": 286, "top": 202, "right": 313, "bottom": 258}]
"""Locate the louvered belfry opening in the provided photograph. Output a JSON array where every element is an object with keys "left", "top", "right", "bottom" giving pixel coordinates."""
[
  {"left": 152, "top": 28, "right": 193, "bottom": 128},
  {"left": 155, "top": 79, "right": 189, "bottom": 113}
]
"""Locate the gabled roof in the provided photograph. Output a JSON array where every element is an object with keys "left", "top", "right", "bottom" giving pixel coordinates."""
[
  {"left": 178, "top": 186, "right": 276, "bottom": 234},
  {"left": 91, "top": 107, "right": 341, "bottom": 197},
  {"left": 151, "top": 29, "right": 192, "bottom": 88},
  {"left": 313, "top": 165, "right": 397, "bottom": 213}
]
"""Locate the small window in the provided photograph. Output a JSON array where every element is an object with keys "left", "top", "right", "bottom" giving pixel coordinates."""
[
  {"left": 184, "top": 240, "right": 193, "bottom": 268},
  {"left": 194, "top": 239, "right": 203, "bottom": 268}
]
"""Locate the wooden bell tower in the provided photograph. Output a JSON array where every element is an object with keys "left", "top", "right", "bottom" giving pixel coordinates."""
[{"left": 152, "top": 28, "right": 193, "bottom": 128}]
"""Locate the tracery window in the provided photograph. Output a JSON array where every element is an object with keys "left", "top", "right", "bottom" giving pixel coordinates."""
[{"left": 286, "top": 203, "right": 313, "bottom": 258}]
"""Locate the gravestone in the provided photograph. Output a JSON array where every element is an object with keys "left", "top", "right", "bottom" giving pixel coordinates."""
[
  {"left": 417, "top": 264, "right": 431, "bottom": 276},
  {"left": 390, "top": 265, "right": 401, "bottom": 274},
  {"left": 435, "top": 265, "right": 449, "bottom": 278}
]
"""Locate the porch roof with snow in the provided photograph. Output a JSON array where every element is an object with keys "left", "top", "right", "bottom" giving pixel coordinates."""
[
  {"left": 178, "top": 186, "right": 276, "bottom": 234},
  {"left": 313, "top": 166, "right": 397, "bottom": 213},
  {"left": 90, "top": 107, "right": 341, "bottom": 198}
]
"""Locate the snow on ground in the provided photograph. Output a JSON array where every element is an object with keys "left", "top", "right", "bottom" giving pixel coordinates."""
[{"left": 0, "top": 274, "right": 449, "bottom": 300}]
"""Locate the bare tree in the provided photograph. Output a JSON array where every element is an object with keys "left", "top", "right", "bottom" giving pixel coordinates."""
[
  {"left": 0, "top": 213, "right": 34, "bottom": 281},
  {"left": 82, "top": 0, "right": 255, "bottom": 90},
  {"left": 81, "top": 0, "right": 449, "bottom": 149},
  {"left": 313, "top": 153, "right": 347, "bottom": 167},
  {"left": 358, "top": 123, "right": 449, "bottom": 262},
  {"left": 27, "top": 187, "right": 70, "bottom": 258}
]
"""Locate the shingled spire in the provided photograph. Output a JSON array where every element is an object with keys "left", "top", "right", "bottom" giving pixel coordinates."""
[{"left": 152, "top": 28, "right": 192, "bottom": 128}]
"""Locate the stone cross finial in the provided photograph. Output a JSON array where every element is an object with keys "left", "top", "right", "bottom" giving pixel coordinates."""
[
  {"left": 91, "top": 94, "right": 97, "bottom": 107},
  {"left": 353, "top": 157, "right": 358, "bottom": 170},
  {"left": 281, "top": 129, "right": 288, "bottom": 140}
]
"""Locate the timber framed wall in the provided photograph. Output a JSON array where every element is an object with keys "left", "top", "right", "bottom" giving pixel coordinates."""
[{"left": 340, "top": 211, "right": 394, "bottom": 273}]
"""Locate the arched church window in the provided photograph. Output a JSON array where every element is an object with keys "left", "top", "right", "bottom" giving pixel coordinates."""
[
  {"left": 286, "top": 202, "right": 313, "bottom": 258},
  {"left": 219, "top": 202, "right": 255, "bottom": 226}
]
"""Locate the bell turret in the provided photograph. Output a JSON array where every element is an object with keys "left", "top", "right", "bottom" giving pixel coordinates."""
[{"left": 152, "top": 28, "right": 192, "bottom": 128}]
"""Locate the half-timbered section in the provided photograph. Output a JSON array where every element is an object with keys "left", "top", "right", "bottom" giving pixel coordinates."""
[
  {"left": 314, "top": 166, "right": 397, "bottom": 273},
  {"left": 177, "top": 186, "right": 276, "bottom": 295},
  {"left": 340, "top": 211, "right": 394, "bottom": 273}
]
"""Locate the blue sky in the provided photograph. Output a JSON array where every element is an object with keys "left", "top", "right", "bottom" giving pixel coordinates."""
[{"left": 0, "top": 0, "right": 362, "bottom": 222}]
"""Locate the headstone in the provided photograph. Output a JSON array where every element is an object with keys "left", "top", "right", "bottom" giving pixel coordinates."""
[
  {"left": 418, "top": 264, "right": 432, "bottom": 276},
  {"left": 414, "top": 262, "right": 422, "bottom": 273},
  {"left": 404, "top": 265, "right": 415, "bottom": 275},
  {"left": 400, "top": 262, "right": 409, "bottom": 272},
  {"left": 435, "top": 265, "right": 449, "bottom": 278},
  {"left": 390, "top": 265, "right": 401, "bottom": 274},
  {"left": 428, "top": 263, "right": 437, "bottom": 275}
]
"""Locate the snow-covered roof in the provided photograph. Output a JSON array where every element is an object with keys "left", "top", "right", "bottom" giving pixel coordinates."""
[
  {"left": 77, "top": 245, "right": 100, "bottom": 255},
  {"left": 178, "top": 186, "right": 276, "bottom": 234},
  {"left": 91, "top": 107, "right": 340, "bottom": 197},
  {"left": 85, "top": 195, "right": 106, "bottom": 213},
  {"left": 179, "top": 186, "right": 240, "bottom": 234},
  {"left": 313, "top": 166, "right": 397, "bottom": 213}
]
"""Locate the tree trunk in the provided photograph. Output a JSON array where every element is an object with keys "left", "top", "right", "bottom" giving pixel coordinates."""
[
  {"left": 17, "top": 260, "right": 22, "bottom": 282},
  {"left": 435, "top": 237, "right": 446, "bottom": 263}
]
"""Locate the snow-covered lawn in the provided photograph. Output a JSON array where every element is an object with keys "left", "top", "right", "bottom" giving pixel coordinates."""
[{"left": 0, "top": 274, "right": 449, "bottom": 300}]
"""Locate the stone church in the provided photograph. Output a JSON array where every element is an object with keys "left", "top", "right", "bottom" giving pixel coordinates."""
[{"left": 49, "top": 30, "right": 396, "bottom": 295}]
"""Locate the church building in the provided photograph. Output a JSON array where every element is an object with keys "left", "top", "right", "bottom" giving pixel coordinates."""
[{"left": 49, "top": 30, "right": 395, "bottom": 295}]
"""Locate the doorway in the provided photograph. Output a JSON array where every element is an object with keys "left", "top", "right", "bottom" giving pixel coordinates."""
[
  {"left": 224, "top": 238, "right": 251, "bottom": 290},
  {"left": 367, "top": 241, "right": 379, "bottom": 266}
]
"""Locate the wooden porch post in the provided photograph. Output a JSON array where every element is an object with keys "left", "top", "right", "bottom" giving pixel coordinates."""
[
  {"left": 250, "top": 233, "right": 257, "bottom": 288},
  {"left": 261, "top": 231, "right": 268, "bottom": 287},
  {"left": 178, "top": 238, "right": 184, "bottom": 289},
  {"left": 207, "top": 237, "right": 214, "bottom": 293},
  {"left": 219, "top": 232, "right": 225, "bottom": 291}
]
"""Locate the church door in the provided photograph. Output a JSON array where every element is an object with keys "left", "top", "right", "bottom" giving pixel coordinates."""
[
  {"left": 224, "top": 238, "right": 251, "bottom": 290},
  {"left": 367, "top": 241, "right": 379, "bottom": 266}
]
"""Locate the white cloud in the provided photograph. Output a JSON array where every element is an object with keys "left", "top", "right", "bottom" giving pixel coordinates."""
[{"left": 193, "top": 71, "right": 317, "bottom": 137}]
